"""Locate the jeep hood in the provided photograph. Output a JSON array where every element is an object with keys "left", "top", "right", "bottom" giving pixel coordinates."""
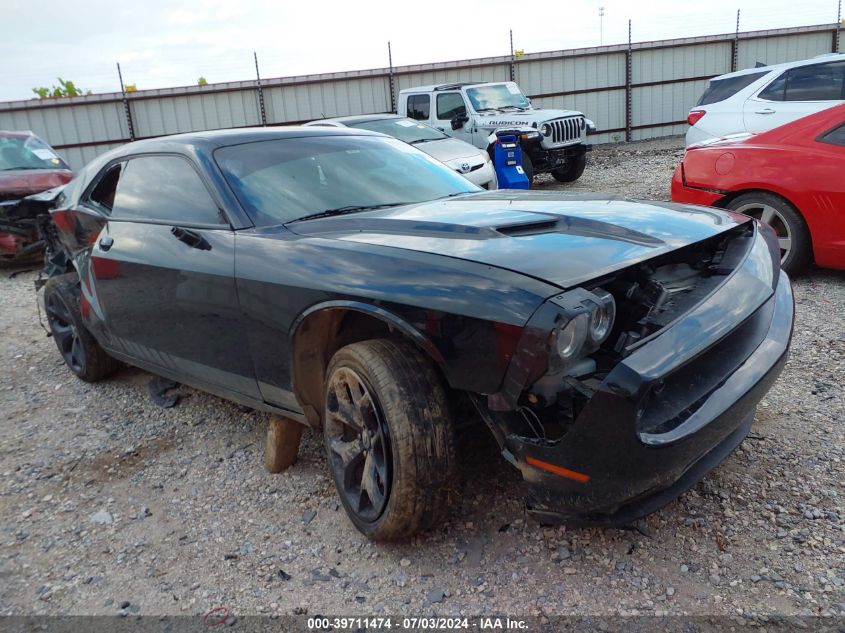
[
  {"left": 286, "top": 192, "right": 749, "bottom": 289},
  {"left": 474, "top": 109, "right": 582, "bottom": 129}
]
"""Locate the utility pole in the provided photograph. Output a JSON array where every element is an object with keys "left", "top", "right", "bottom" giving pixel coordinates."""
[
  {"left": 835, "top": 0, "right": 841, "bottom": 53},
  {"left": 732, "top": 9, "right": 741, "bottom": 72},
  {"left": 625, "top": 19, "right": 632, "bottom": 142},
  {"left": 388, "top": 41, "right": 396, "bottom": 113},
  {"left": 254, "top": 52, "right": 267, "bottom": 126},
  {"left": 509, "top": 29, "right": 516, "bottom": 82},
  {"left": 116, "top": 62, "right": 135, "bottom": 142},
  {"left": 599, "top": 7, "right": 605, "bottom": 46}
]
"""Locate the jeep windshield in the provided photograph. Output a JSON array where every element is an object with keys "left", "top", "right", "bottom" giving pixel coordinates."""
[
  {"left": 215, "top": 135, "right": 479, "bottom": 225},
  {"left": 466, "top": 83, "right": 530, "bottom": 112},
  {"left": 348, "top": 118, "right": 448, "bottom": 145}
]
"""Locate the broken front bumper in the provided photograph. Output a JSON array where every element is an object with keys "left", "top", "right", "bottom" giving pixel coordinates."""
[{"left": 480, "top": 229, "right": 794, "bottom": 526}]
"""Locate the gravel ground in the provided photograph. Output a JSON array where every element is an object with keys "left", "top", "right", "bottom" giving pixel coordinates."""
[{"left": 1, "top": 137, "right": 843, "bottom": 620}]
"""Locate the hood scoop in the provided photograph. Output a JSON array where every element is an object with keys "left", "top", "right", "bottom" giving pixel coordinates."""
[
  {"left": 496, "top": 215, "right": 665, "bottom": 247},
  {"left": 496, "top": 220, "right": 559, "bottom": 237}
]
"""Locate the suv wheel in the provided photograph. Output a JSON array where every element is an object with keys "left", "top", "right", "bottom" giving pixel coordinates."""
[
  {"left": 726, "top": 192, "right": 811, "bottom": 275},
  {"left": 43, "top": 273, "right": 120, "bottom": 382},
  {"left": 551, "top": 155, "right": 587, "bottom": 183},
  {"left": 323, "top": 339, "right": 456, "bottom": 540}
]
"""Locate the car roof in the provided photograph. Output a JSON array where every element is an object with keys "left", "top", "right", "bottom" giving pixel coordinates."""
[
  {"left": 307, "top": 114, "right": 405, "bottom": 126},
  {"left": 710, "top": 52, "right": 844, "bottom": 81},
  {"left": 104, "top": 125, "right": 381, "bottom": 156}
]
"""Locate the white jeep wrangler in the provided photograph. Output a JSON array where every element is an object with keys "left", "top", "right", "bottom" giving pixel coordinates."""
[{"left": 397, "top": 81, "right": 594, "bottom": 185}]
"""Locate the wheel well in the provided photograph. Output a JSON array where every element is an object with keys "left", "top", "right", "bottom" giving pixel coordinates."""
[
  {"left": 290, "top": 308, "right": 441, "bottom": 428},
  {"left": 715, "top": 188, "right": 799, "bottom": 214}
]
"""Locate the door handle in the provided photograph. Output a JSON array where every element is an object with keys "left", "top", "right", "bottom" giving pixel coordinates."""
[
  {"left": 99, "top": 235, "right": 114, "bottom": 251},
  {"left": 171, "top": 226, "right": 211, "bottom": 251},
  {"left": 755, "top": 108, "right": 776, "bottom": 115}
]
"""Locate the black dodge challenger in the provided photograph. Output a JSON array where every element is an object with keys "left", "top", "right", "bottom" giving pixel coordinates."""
[{"left": 40, "top": 127, "right": 793, "bottom": 540}]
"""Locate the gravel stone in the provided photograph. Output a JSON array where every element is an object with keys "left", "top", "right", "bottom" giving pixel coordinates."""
[
  {"left": 90, "top": 510, "right": 113, "bottom": 525},
  {"left": 2, "top": 137, "right": 843, "bottom": 618}
]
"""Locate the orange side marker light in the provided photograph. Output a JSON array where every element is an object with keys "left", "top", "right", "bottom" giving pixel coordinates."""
[{"left": 525, "top": 456, "right": 590, "bottom": 484}]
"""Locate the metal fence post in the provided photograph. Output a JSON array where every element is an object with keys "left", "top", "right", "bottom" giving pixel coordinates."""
[
  {"left": 509, "top": 30, "right": 516, "bottom": 82},
  {"left": 732, "top": 9, "right": 741, "bottom": 72},
  {"left": 116, "top": 62, "right": 136, "bottom": 142},
  {"left": 388, "top": 41, "right": 396, "bottom": 113},
  {"left": 254, "top": 52, "right": 267, "bottom": 126},
  {"left": 625, "top": 20, "right": 632, "bottom": 142}
]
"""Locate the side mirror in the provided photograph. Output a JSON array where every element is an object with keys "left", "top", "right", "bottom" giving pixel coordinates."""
[{"left": 451, "top": 114, "right": 469, "bottom": 130}]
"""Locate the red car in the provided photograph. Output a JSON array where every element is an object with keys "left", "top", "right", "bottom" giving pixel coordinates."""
[
  {"left": 0, "top": 131, "right": 74, "bottom": 262},
  {"left": 672, "top": 104, "right": 845, "bottom": 274}
]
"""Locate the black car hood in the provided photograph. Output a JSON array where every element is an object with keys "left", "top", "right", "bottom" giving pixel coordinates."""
[{"left": 286, "top": 192, "right": 748, "bottom": 288}]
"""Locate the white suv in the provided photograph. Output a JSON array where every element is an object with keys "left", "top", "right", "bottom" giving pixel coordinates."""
[{"left": 686, "top": 53, "right": 845, "bottom": 146}]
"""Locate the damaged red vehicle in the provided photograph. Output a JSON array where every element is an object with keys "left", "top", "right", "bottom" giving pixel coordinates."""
[
  {"left": 0, "top": 131, "right": 73, "bottom": 262},
  {"left": 672, "top": 104, "right": 845, "bottom": 275}
]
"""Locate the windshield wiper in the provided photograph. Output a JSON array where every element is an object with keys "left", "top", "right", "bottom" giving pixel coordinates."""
[
  {"left": 409, "top": 138, "right": 435, "bottom": 145},
  {"left": 475, "top": 107, "right": 502, "bottom": 113},
  {"left": 499, "top": 105, "right": 528, "bottom": 111},
  {"left": 0, "top": 166, "right": 47, "bottom": 171},
  {"left": 291, "top": 202, "right": 414, "bottom": 222}
]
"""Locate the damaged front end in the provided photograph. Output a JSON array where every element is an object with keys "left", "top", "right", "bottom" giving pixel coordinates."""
[
  {"left": 0, "top": 185, "right": 70, "bottom": 266},
  {"left": 474, "top": 220, "right": 793, "bottom": 526}
]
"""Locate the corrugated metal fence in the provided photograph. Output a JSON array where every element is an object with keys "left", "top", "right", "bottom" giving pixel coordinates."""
[{"left": 1, "top": 23, "right": 841, "bottom": 170}]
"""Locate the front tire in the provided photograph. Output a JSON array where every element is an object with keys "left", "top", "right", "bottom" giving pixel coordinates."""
[
  {"left": 521, "top": 153, "right": 535, "bottom": 187},
  {"left": 323, "top": 339, "right": 456, "bottom": 540},
  {"left": 726, "top": 192, "right": 811, "bottom": 275},
  {"left": 551, "top": 154, "right": 587, "bottom": 183},
  {"left": 43, "top": 273, "right": 120, "bottom": 382}
]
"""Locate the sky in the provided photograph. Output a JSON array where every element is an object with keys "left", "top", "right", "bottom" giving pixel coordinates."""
[{"left": 0, "top": 0, "right": 841, "bottom": 102}]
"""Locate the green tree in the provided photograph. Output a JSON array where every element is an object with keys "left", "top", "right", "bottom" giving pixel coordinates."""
[
  {"left": 32, "top": 78, "right": 91, "bottom": 99},
  {"left": 197, "top": 76, "right": 208, "bottom": 86}
]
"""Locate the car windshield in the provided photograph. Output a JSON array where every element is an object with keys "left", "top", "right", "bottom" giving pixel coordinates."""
[
  {"left": 348, "top": 118, "right": 448, "bottom": 144},
  {"left": 0, "top": 134, "right": 69, "bottom": 171},
  {"left": 466, "top": 83, "right": 530, "bottom": 111},
  {"left": 215, "top": 135, "right": 479, "bottom": 225}
]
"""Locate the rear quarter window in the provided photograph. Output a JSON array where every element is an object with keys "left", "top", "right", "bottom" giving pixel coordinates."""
[
  {"left": 696, "top": 71, "right": 768, "bottom": 106},
  {"left": 406, "top": 95, "right": 430, "bottom": 120},
  {"left": 819, "top": 122, "right": 845, "bottom": 146}
]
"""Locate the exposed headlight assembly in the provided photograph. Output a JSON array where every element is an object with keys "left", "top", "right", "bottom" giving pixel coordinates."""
[
  {"left": 540, "top": 123, "right": 552, "bottom": 137},
  {"left": 549, "top": 287, "right": 616, "bottom": 371}
]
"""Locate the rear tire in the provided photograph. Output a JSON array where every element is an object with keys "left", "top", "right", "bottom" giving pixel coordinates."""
[
  {"left": 43, "top": 273, "right": 120, "bottom": 382},
  {"left": 726, "top": 192, "right": 811, "bottom": 276},
  {"left": 551, "top": 154, "right": 587, "bottom": 183},
  {"left": 323, "top": 339, "right": 456, "bottom": 540}
]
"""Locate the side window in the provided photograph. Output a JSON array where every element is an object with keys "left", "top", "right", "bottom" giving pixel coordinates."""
[
  {"left": 436, "top": 93, "right": 467, "bottom": 120},
  {"left": 407, "top": 95, "right": 430, "bottom": 120},
  {"left": 87, "top": 163, "right": 123, "bottom": 212},
  {"left": 759, "top": 73, "right": 786, "bottom": 101},
  {"left": 762, "top": 62, "right": 845, "bottom": 102},
  {"left": 819, "top": 122, "right": 845, "bottom": 147},
  {"left": 112, "top": 155, "right": 225, "bottom": 225}
]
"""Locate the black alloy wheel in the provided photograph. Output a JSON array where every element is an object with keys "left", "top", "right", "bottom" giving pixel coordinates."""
[
  {"left": 43, "top": 273, "right": 120, "bottom": 382},
  {"left": 45, "top": 289, "right": 86, "bottom": 375},
  {"left": 325, "top": 366, "right": 391, "bottom": 522}
]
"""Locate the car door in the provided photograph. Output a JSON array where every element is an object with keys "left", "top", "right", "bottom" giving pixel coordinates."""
[
  {"left": 744, "top": 60, "right": 845, "bottom": 133},
  {"left": 434, "top": 92, "right": 474, "bottom": 144},
  {"left": 85, "top": 153, "right": 261, "bottom": 399}
]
